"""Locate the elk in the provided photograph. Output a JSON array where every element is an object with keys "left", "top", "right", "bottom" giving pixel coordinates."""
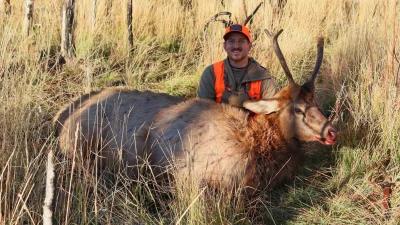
[{"left": 54, "top": 29, "right": 337, "bottom": 192}]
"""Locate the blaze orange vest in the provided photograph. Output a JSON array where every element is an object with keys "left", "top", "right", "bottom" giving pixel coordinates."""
[{"left": 212, "top": 61, "right": 262, "bottom": 103}]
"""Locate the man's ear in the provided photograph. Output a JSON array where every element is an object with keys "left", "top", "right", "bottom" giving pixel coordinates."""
[{"left": 243, "top": 99, "right": 281, "bottom": 114}]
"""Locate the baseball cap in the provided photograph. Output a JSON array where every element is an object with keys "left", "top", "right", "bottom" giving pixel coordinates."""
[{"left": 223, "top": 24, "right": 252, "bottom": 43}]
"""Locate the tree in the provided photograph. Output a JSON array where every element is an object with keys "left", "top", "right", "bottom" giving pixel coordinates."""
[
  {"left": 61, "top": 0, "right": 76, "bottom": 59},
  {"left": 126, "top": 0, "right": 133, "bottom": 53},
  {"left": 23, "top": 0, "right": 34, "bottom": 36},
  {"left": 91, "top": 0, "right": 97, "bottom": 29}
]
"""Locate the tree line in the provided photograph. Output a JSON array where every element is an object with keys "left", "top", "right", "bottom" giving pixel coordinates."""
[{"left": 1, "top": 0, "right": 134, "bottom": 62}]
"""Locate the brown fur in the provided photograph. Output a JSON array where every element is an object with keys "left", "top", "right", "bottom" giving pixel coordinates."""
[
  {"left": 54, "top": 85, "right": 334, "bottom": 192},
  {"left": 152, "top": 99, "right": 303, "bottom": 189},
  {"left": 240, "top": 115, "right": 304, "bottom": 189}
]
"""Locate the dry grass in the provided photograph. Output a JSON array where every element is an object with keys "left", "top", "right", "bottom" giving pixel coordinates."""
[{"left": 1, "top": 0, "right": 400, "bottom": 224}]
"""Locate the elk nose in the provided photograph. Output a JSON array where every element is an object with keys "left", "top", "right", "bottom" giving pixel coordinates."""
[{"left": 327, "top": 128, "right": 337, "bottom": 142}]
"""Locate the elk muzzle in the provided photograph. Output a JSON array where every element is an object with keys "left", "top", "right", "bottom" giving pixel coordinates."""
[{"left": 317, "top": 125, "right": 337, "bottom": 145}]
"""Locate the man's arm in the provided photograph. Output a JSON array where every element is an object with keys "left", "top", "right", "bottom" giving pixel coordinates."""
[{"left": 197, "top": 66, "right": 216, "bottom": 100}]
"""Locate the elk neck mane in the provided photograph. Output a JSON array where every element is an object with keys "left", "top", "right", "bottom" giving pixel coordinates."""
[
  {"left": 220, "top": 106, "right": 304, "bottom": 189},
  {"left": 223, "top": 106, "right": 298, "bottom": 155}
]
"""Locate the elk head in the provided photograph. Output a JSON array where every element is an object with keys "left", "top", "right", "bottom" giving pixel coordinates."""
[{"left": 243, "top": 29, "right": 337, "bottom": 145}]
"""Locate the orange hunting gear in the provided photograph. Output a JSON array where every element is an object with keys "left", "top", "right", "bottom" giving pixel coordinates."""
[
  {"left": 213, "top": 61, "right": 225, "bottom": 103},
  {"left": 223, "top": 24, "right": 252, "bottom": 43},
  {"left": 213, "top": 61, "right": 261, "bottom": 103}
]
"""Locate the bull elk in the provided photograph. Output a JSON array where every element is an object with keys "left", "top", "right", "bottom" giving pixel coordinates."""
[{"left": 54, "top": 29, "right": 337, "bottom": 192}]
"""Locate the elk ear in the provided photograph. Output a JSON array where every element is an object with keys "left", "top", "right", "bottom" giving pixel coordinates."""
[{"left": 243, "top": 99, "right": 281, "bottom": 114}]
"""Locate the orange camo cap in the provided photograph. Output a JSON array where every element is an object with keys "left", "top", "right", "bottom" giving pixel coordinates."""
[{"left": 223, "top": 24, "right": 252, "bottom": 43}]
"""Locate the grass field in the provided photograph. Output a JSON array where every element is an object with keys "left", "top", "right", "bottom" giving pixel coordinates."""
[{"left": 1, "top": 0, "right": 399, "bottom": 224}]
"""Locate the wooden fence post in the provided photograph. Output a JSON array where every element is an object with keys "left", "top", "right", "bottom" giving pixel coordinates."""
[
  {"left": 23, "top": 0, "right": 34, "bottom": 36},
  {"left": 61, "top": 0, "right": 76, "bottom": 59},
  {"left": 126, "top": 0, "right": 133, "bottom": 53}
]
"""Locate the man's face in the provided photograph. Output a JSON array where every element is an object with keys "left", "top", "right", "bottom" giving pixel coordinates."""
[{"left": 223, "top": 32, "right": 252, "bottom": 63}]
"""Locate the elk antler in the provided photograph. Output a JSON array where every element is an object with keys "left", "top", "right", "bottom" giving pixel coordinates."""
[
  {"left": 243, "top": 2, "right": 263, "bottom": 26},
  {"left": 204, "top": 11, "right": 233, "bottom": 31},
  {"left": 309, "top": 37, "right": 324, "bottom": 85},
  {"left": 265, "top": 29, "right": 297, "bottom": 86}
]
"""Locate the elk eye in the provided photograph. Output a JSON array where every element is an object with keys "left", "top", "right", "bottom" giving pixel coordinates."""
[{"left": 294, "top": 108, "right": 303, "bottom": 114}]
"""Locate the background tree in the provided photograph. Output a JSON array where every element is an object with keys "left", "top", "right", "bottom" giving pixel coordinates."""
[
  {"left": 91, "top": 0, "right": 97, "bottom": 29},
  {"left": 126, "top": 0, "right": 133, "bottom": 53},
  {"left": 23, "top": 0, "right": 34, "bottom": 36},
  {"left": 61, "top": 0, "right": 76, "bottom": 59}
]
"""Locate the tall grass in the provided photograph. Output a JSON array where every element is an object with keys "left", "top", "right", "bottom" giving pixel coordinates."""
[{"left": 1, "top": 0, "right": 399, "bottom": 224}]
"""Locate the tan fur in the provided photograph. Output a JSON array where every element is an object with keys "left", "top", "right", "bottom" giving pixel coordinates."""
[
  {"left": 54, "top": 85, "right": 334, "bottom": 191},
  {"left": 54, "top": 87, "right": 183, "bottom": 174}
]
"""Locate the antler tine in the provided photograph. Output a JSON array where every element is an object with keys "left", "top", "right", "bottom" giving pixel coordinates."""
[
  {"left": 243, "top": 2, "right": 263, "bottom": 26},
  {"left": 309, "top": 37, "right": 324, "bottom": 84},
  {"left": 264, "top": 29, "right": 296, "bottom": 86},
  {"left": 204, "top": 11, "right": 232, "bottom": 30}
]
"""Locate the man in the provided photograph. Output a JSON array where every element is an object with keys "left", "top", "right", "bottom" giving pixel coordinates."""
[{"left": 197, "top": 24, "right": 279, "bottom": 107}]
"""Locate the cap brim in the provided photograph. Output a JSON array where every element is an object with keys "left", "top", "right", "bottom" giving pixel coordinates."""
[{"left": 223, "top": 31, "right": 251, "bottom": 42}]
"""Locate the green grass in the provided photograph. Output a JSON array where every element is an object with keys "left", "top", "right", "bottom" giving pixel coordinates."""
[{"left": 1, "top": 0, "right": 400, "bottom": 224}]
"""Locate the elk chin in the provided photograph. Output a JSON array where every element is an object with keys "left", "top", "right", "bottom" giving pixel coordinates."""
[
  {"left": 297, "top": 130, "right": 337, "bottom": 145},
  {"left": 314, "top": 136, "right": 336, "bottom": 145}
]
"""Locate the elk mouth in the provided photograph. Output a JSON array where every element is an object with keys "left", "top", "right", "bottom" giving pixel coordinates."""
[{"left": 315, "top": 128, "right": 337, "bottom": 145}]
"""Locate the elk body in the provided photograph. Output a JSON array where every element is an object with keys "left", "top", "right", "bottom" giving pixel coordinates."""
[{"left": 54, "top": 30, "right": 337, "bottom": 191}]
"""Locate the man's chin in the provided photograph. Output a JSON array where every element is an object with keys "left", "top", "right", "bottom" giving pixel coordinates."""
[
  {"left": 229, "top": 56, "right": 245, "bottom": 62},
  {"left": 231, "top": 52, "right": 242, "bottom": 57}
]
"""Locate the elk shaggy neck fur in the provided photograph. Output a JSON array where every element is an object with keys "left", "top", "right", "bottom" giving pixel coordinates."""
[{"left": 237, "top": 114, "right": 304, "bottom": 189}]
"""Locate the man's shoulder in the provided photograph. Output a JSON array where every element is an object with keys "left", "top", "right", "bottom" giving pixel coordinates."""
[
  {"left": 244, "top": 59, "right": 273, "bottom": 82},
  {"left": 250, "top": 58, "right": 271, "bottom": 72},
  {"left": 203, "top": 59, "right": 228, "bottom": 76},
  {"left": 204, "top": 59, "right": 225, "bottom": 71},
  {"left": 201, "top": 64, "right": 214, "bottom": 76},
  {"left": 257, "top": 64, "right": 269, "bottom": 73},
  {"left": 255, "top": 64, "right": 272, "bottom": 78},
  {"left": 204, "top": 63, "right": 213, "bottom": 70}
]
